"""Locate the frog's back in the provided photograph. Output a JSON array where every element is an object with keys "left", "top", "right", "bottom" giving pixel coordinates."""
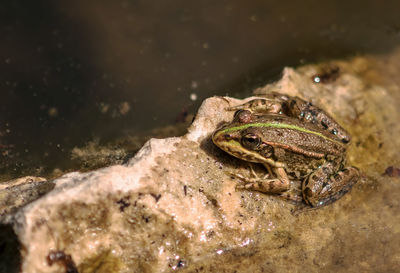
[{"left": 251, "top": 114, "right": 346, "bottom": 157}]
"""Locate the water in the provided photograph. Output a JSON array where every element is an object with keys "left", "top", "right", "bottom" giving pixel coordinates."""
[{"left": 1, "top": 0, "right": 400, "bottom": 178}]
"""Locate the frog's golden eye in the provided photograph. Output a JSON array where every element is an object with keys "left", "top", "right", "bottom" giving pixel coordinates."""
[{"left": 241, "top": 133, "right": 261, "bottom": 149}]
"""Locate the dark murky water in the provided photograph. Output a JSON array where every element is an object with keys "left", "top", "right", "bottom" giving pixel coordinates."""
[{"left": 1, "top": 0, "right": 400, "bottom": 178}]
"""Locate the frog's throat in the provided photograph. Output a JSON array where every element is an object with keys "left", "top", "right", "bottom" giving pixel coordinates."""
[{"left": 218, "top": 122, "right": 342, "bottom": 145}]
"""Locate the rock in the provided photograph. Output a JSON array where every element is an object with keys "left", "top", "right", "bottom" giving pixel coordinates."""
[
  {"left": 0, "top": 176, "right": 53, "bottom": 216},
  {"left": 1, "top": 55, "right": 400, "bottom": 273}
]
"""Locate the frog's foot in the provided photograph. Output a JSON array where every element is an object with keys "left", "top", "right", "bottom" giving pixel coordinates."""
[
  {"left": 232, "top": 171, "right": 288, "bottom": 195},
  {"left": 229, "top": 164, "right": 284, "bottom": 194},
  {"left": 225, "top": 163, "right": 267, "bottom": 180},
  {"left": 235, "top": 178, "right": 289, "bottom": 194},
  {"left": 228, "top": 167, "right": 267, "bottom": 185},
  {"left": 278, "top": 186, "right": 303, "bottom": 204},
  {"left": 303, "top": 166, "right": 360, "bottom": 208},
  {"left": 291, "top": 204, "right": 319, "bottom": 216}
]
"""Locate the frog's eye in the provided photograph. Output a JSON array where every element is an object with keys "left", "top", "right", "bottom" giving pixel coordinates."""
[{"left": 241, "top": 133, "right": 261, "bottom": 149}]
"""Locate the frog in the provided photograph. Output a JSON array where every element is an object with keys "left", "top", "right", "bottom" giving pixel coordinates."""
[{"left": 212, "top": 92, "right": 359, "bottom": 209}]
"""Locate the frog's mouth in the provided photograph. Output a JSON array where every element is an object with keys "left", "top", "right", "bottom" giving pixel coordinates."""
[{"left": 212, "top": 132, "right": 283, "bottom": 167}]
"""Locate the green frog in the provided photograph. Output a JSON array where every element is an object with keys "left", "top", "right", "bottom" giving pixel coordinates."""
[{"left": 212, "top": 93, "right": 359, "bottom": 208}]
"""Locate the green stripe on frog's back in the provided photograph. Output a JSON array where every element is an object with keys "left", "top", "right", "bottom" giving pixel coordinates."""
[{"left": 218, "top": 122, "right": 342, "bottom": 145}]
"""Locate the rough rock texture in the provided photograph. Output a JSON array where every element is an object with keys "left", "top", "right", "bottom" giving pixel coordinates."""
[
  {"left": 1, "top": 52, "right": 400, "bottom": 273},
  {"left": 0, "top": 176, "right": 53, "bottom": 216}
]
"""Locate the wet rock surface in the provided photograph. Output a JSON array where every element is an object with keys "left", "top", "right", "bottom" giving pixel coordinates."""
[{"left": 1, "top": 52, "right": 400, "bottom": 272}]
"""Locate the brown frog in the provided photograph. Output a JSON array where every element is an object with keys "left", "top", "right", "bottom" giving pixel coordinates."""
[{"left": 212, "top": 93, "right": 359, "bottom": 209}]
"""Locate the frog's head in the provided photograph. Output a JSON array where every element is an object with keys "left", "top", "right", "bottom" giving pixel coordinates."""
[{"left": 212, "top": 110, "right": 275, "bottom": 165}]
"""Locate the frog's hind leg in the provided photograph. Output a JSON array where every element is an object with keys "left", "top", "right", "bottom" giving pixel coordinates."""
[
  {"left": 283, "top": 96, "right": 351, "bottom": 144},
  {"left": 303, "top": 165, "right": 360, "bottom": 208},
  {"left": 226, "top": 95, "right": 287, "bottom": 115}
]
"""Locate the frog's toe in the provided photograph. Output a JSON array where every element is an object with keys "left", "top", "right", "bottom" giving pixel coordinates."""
[{"left": 291, "top": 204, "right": 318, "bottom": 216}]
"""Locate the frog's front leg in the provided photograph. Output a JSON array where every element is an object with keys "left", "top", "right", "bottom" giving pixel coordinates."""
[
  {"left": 302, "top": 162, "right": 359, "bottom": 208},
  {"left": 236, "top": 165, "right": 290, "bottom": 194}
]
